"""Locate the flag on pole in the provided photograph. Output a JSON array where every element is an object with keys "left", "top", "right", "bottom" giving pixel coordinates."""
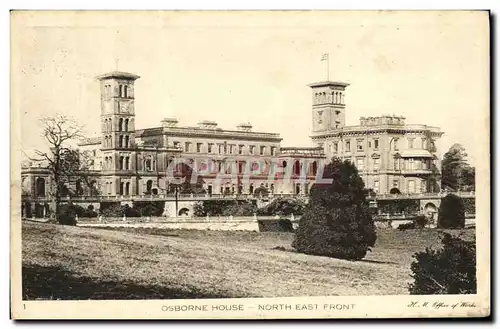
[{"left": 321, "top": 53, "right": 329, "bottom": 61}]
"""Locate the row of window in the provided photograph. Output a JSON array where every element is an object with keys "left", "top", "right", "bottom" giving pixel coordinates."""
[
  {"left": 176, "top": 141, "right": 278, "bottom": 156},
  {"left": 327, "top": 137, "right": 432, "bottom": 154},
  {"left": 103, "top": 84, "right": 130, "bottom": 98},
  {"left": 353, "top": 157, "right": 433, "bottom": 171},
  {"left": 103, "top": 118, "right": 131, "bottom": 132},
  {"left": 102, "top": 135, "right": 131, "bottom": 148},
  {"left": 394, "top": 158, "right": 432, "bottom": 171},
  {"left": 314, "top": 91, "right": 345, "bottom": 105},
  {"left": 369, "top": 180, "right": 427, "bottom": 194}
]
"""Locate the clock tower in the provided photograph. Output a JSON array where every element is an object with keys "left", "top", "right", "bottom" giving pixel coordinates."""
[{"left": 96, "top": 71, "right": 140, "bottom": 194}]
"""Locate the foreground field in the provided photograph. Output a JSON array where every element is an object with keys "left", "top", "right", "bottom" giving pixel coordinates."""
[{"left": 21, "top": 222, "right": 475, "bottom": 299}]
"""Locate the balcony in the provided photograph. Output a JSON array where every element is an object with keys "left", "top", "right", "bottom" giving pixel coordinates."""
[
  {"left": 279, "top": 147, "right": 325, "bottom": 157},
  {"left": 401, "top": 169, "right": 434, "bottom": 175}
]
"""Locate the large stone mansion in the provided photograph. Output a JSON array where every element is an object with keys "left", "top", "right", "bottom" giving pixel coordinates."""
[{"left": 21, "top": 71, "right": 443, "bottom": 199}]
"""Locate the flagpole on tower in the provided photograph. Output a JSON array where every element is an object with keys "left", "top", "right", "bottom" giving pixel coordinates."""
[{"left": 321, "top": 53, "right": 329, "bottom": 81}]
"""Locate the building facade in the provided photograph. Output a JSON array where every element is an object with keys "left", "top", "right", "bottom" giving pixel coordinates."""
[
  {"left": 21, "top": 71, "right": 443, "bottom": 199},
  {"left": 309, "top": 81, "right": 444, "bottom": 195}
]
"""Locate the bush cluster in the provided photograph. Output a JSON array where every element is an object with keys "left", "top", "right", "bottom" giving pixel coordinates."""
[
  {"left": 256, "top": 197, "right": 306, "bottom": 216},
  {"left": 377, "top": 199, "right": 420, "bottom": 214},
  {"left": 193, "top": 200, "right": 257, "bottom": 217},
  {"left": 409, "top": 232, "right": 476, "bottom": 294},
  {"left": 437, "top": 194, "right": 465, "bottom": 229},
  {"left": 100, "top": 203, "right": 140, "bottom": 217},
  {"left": 57, "top": 204, "right": 98, "bottom": 225},
  {"left": 292, "top": 158, "right": 377, "bottom": 260},
  {"left": 397, "top": 216, "right": 428, "bottom": 230}
]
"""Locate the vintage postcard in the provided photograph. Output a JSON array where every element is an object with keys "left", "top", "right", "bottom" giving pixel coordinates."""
[{"left": 10, "top": 10, "right": 490, "bottom": 319}]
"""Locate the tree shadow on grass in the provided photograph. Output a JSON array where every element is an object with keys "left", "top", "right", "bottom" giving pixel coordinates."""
[
  {"left": 357, "top": 259, "right": 399, "bottom": 265},
  {"left": 22, "top": 265, "right": 230, "bottom": 300},
  {"left": 271, "top": 246, "right": 399, "bottom": 265}
]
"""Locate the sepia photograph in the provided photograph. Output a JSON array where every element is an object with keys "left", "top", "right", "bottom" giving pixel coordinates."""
[{"left": 10, "top": 10, "right": 490, "bottom": 319}]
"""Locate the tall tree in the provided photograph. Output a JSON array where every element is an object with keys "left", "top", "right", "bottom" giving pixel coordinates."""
[
  {"left": 441, "top": 144, "right": 475, "bottom": 191},
  {"left": 292, "top": 158, "right": 377, "bottom": 260},
  {"left": 30, "top": 114, "right": 85, "bottom": 221}
]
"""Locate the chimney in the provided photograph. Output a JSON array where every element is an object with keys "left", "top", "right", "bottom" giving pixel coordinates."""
[
  {"left": 161, "top": 118, "right": 178, "bottom": 128},
  {"left": 198, "top": 120, "right": 218, "bottom": 129},
  {"left": 236, "top": 122, "right": 253, "bottom": 132}
]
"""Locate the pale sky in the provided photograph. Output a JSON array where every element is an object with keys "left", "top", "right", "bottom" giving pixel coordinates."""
[{"left": 12, "top": 11, "right": 489, "bottom": 166}]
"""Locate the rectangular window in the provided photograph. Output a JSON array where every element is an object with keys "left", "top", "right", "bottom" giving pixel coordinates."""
[
  {"left": 208, "top": 143, "right": 213, "bottom": 153},
  {"left": 185, "top": 142, "right": 191, "bottom": 152},
  {"left": 334, "top": 142, "right": 338, "bottom": 153},
  {"left": 345, "top": 140, "right": 351, "bottom": 152},
  {"left": 250, "top": 146, "right": 256, "bottom": 155},
  {"left": 409, "top": 158, "right": 414, "bottom": 170},
  {"left": 271, "top": 146, "right": 276, "bottom": 156},
  {"left": 357, "top": 139, "right": 364, "bottom": 152},
  {"left": 374, "top": 139, "right": 379, "bottom": 150},
  {"left": 422, "top": 138, "right": 426, "bottom": 149},
  {"left": 373, "top": 158, "right": 380, "bottom": 170},
  {"left": 196, "top": 143, "right": 202, "bottom": 152},
  {"left": 218, "top": 144, "right": 224, "bottom": 154},
  {"left": 173, "top": 141, "right": 180, "bottom": 149},
  {"left": 374, "top": 181, "right": 380, "bottom": 193},
  {"left": 238, "top": 145, "right": 244, "bottom": 155},
  {"left": 356, "top": 158, "right": 364, "bottom": 170},
  {"left": 394, "top": 138, "right": 399, "bottom": 151},
  {"left": 408, "top": 139, "right": 414, "bottom": 149},
  {"left": 260, "top": 146, "right": 266, "bottom": 155}
]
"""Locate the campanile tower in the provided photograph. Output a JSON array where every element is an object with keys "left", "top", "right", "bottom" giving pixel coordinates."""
[{"left": 308, "top": 81, "right": 349, "bottom": 133}]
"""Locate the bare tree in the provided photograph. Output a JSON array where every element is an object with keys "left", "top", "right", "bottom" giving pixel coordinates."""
[{"left": 30, "top": 114, "right": 85, "bottom": 220}]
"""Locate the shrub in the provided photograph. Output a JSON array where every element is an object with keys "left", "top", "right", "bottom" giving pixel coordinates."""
[
  {"left": 100, "top": 203, "right": 141, "bottom": 217},
  {"left": 398, "top": 222, "right": 416, "bottom": 230},
  {"left": 292, "top": 158, "right": 377, "bottom": 260},
  {"left": 57, "top": 204, "right": 79, "bottom": 226},
  {"left": 193, "top": 200, "right": 257, "bottom": 217},
  {"left": 377, "top": 199, "right": 420, "bottom": 214},
  {"left": 101, "top": 203, "right": 123, "bottom": 217},
  {"left": 253, "top": 186, "right": 270, "bottom": 198},
  {"left": 133, "top": 201, "right": 165, "bottom": 217},
  {"left": 278, "top": 218, "right": 294, "bottom": 232},
  {"left": 438, "top": 194, "right": 465, "bottom": 229},
  {"left": 409, "top": 232, "right": 476, "bottom": 294},
  {"left": 256, "top": 197, "right": 306, "bottom": 216},
  {"left": 463, "top": 198, "right": 475, "bottom": 213},
  {"left": 415, "top": 215, "right": 428, "bottom": 228},
  {"left": 122, "top": 204, "right": 141, "bottom": 217}
]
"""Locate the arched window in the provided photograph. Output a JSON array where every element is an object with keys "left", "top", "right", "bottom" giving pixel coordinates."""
[
  {"left": 125, "top": 157, "right": 130, "bottom": 170},
  {"left": 311, "top": 161, "right": 318, "bottom": 176},
  {"left": 119, "top": 85, "right": 123, "bottom": 97},
  {"left": 123, "top": 85, "right": 128, "bottom": 98},
  {"left": 125, "top": 135, "right": 129, "bottom": 148},
  {"left": 125, "top": 182, "right": 130, "bottom": 195},
  {"left": 119, "top": 118, "right": 123, "bottom": 132},
  {"left": 119, "top": 135, "right": 123, "bottom": 148},
  {"left": 124, "top": 119, "right": 129, "bottom": 132},
  {"left": 293, "top": 160, "right": 301, "bottom": 176},
  {"left": 145, "top": 158, "right": 152, "bottom": 171},
  {"left": 146, "top": 180, "right": 153, "bottom": 195},
  {"left": 36, "top": 178, "right": 45, "bottom": 197},
  {"left": 119, "top": 156, "right": 124, "bottom": 170}
]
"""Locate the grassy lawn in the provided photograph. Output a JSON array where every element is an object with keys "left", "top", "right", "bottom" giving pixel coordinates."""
[{"left": 21, "top": 221, "right": 475, "bottom": 300}]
